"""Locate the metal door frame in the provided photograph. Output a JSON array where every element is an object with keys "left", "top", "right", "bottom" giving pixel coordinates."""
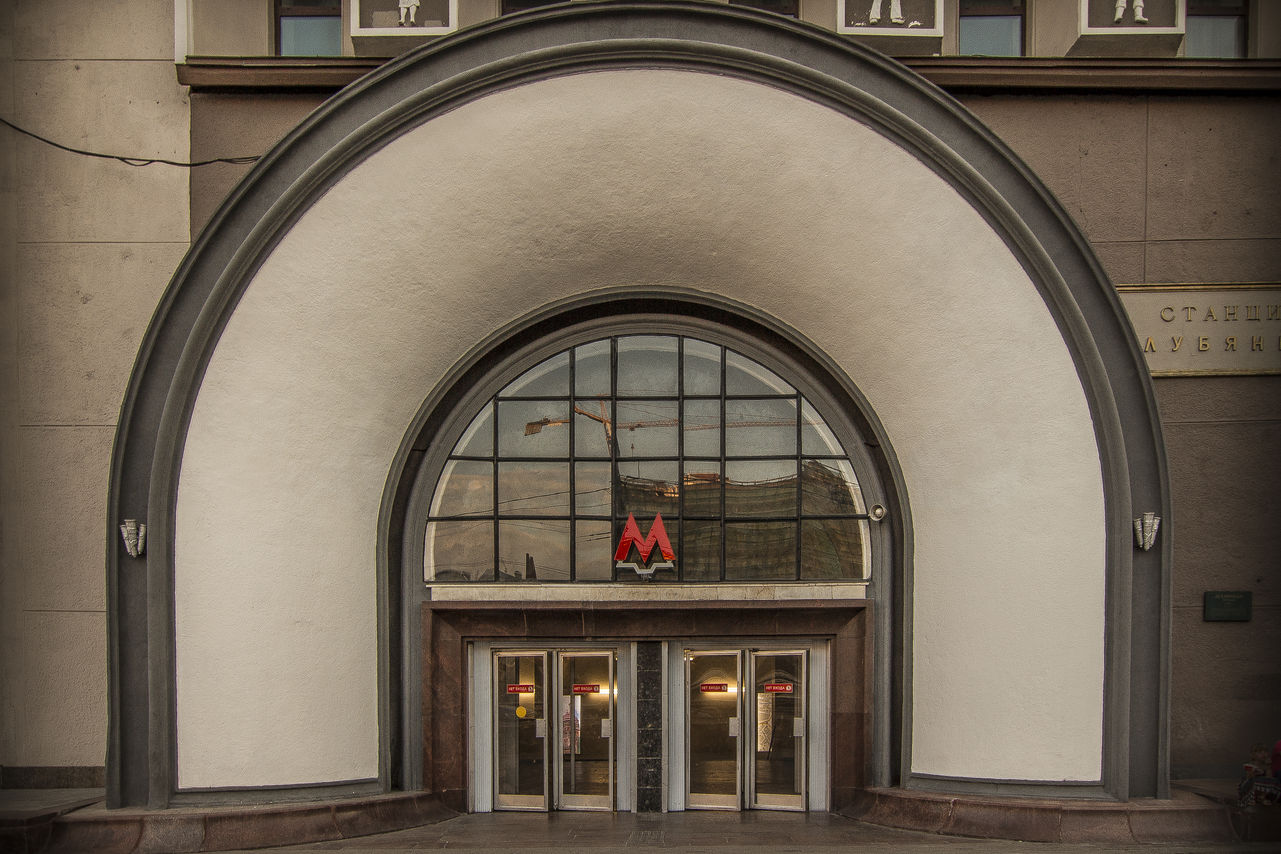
[
  {"left": 554, "top": 650, "right": 616, "bottom": 811},
  {"left": 746, "top": 648, "right": 807, "bottom": 811},
  {"left": 479, "top": 643, "right": 629, "bottom": 813},
  {"left": 492, "top": 650, "right": 550, "bottom": 811},
  {"left": 684, "top": 649, "right": 743, "bottom": 810}
]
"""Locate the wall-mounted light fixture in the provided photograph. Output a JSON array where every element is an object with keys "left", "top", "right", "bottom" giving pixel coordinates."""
[
  {"left": 1133, "top": 512, "right": 1160, "bottom": 551},
  {"left": 120, "top": 519, "right": 146, "bottom": 558}
]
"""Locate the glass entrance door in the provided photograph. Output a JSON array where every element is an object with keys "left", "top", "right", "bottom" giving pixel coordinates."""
[
  {"left": 748, "top": 650, "right": 806, "bottom": 810},
  {"left": 684, "top": 648, "right": 808, "bottom": 811},
  {"left": 491, "top": 648, "right": 617, "bottom": 812},
  {"left": 557, "top": 652, "right": 615, "bottom": 810},
  {"left": 494, "top": 652, "right": 547, "bottom": 810},
  {"left": 686, "top": 651, "right": 742, "bottom": 809}
]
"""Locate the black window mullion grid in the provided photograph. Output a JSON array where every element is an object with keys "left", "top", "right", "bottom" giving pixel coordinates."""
[
  {"left": 429, "top": 335, "right": 870, "bottom": 585},
  {"left": 677, "top": 337, "right": 686, "bottom": 581},
  {"left": 719, "top": 345, "right": 727, "bottom": 583},
  {"left": 610, "top": 337, "right": 619, "bottom": 582},
  {"left": 569, "top": 349, "right": 577, "bottom": 581},
  {"left": 490, "top": 401, "right": 499, "bottom": 581},
  {"left": 794, "top": 392, "right": 802, "bottom": 581}
]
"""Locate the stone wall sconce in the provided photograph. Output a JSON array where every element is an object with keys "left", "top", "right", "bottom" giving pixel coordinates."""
[
  {"left": 1133, "top": 512, "right": 1160, "bottom": 551},
  {"left": 120, "top": 519, "right": 147, "bottom": 558}
]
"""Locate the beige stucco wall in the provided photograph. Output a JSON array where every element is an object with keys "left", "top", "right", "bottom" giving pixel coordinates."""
[
  {"left": 173, "top": 69, "right": 1106, "bottom": 788},
  {"left": 0, "top": 0, "right": 190, "bottom": 772}
]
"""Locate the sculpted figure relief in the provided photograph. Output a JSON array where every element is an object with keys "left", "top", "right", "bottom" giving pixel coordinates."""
[
  {"left": 1114, "top": 0, "right": 1148, "bottom": 24},
  {"left": 868, "top": 0, "right": 904, "bottom": 24}
]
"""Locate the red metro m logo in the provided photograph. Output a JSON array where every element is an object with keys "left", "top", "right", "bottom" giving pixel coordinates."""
[{"left": 614, "top": 513, "right": 675, "bottom": 578}]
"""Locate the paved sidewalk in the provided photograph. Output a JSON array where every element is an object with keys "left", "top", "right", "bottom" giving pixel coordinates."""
[{"left": 224, "top": 810, "right": 1281, "bottom": 853}]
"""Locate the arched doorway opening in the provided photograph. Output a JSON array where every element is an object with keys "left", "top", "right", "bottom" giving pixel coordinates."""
[{"left": 383, "top": 293, "right": 907, "bottom": 811}]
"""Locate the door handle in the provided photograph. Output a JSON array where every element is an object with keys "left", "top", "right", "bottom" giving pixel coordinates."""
[
  {"left": 535, "top": 718, "right": 547, "bottom": 738},
  {"left": 728, "top": 716, "right": 740, "bottom": 738}
]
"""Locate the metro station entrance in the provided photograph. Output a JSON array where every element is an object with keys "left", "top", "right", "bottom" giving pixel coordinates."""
[
  {"left": 686, "top": 649, "right": 808, "bottom": 811},
  {"left": 462, "top": 632, "right": 843, "bottom": 816}
]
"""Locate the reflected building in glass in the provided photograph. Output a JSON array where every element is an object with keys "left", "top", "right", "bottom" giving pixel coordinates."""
[{"left": 424, "top": 335, "right": 872, "bottom": 585}]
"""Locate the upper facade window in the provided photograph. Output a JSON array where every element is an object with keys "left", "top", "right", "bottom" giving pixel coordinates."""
[
  {"left": 729, "top": 0, "right": 801, "bottom": 17},
  {"left": 277, "top": 0, "right": 343, "bottom": 56},
  {"left": 424, "top": 334, "right": 871, "bottom": 584},
  {"left": 1185, "top": 0, "right": 1247, "bottom": 57},
  {"left": 958, "top": 0, "right": 1025, "bottom": 56},
  {"left": 501, "top": 0, "right": 556, "bottom": 13}
]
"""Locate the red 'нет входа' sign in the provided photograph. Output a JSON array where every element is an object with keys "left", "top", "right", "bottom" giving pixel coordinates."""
[
  {"left": 572, "top": 684, "right": 601, "bottom": 694},
  {"left": 764, "top": 683, "right": 793, "bottom": 693},
  {"left": 700, "top": 683, "right": 728, "bottom": 693},
  {"left": 506, "top": 684, "right": 534, "bottom": 694}
]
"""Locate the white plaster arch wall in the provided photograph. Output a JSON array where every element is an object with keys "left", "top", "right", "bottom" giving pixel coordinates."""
[{"left": 173, "top": 69, "right": 1105, "bottom": 788}]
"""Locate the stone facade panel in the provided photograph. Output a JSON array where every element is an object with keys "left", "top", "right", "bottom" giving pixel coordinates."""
[
  {"left": 13, "top": 59, "right": 189, "bottom": 243},
  {"left": 13, "top": 0, "right": 175, "bottom": 61},
  {"left": 10, "top": 610, "right": 107, "bottom": 766},
  {"left": 1146, "top": 96, "right": 1281, "bottom": 242},
  {"left": 15, "top": 426, "right": 115, "bottom": 611},
  {"left": 961, "top": 94, "right": 1148, "bottom": 243},
  {"left": 17, "top": 242, "right": 184, "bottom": 424}
]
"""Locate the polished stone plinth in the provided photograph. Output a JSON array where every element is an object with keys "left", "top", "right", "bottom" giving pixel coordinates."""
[
  {"left": 0, "top": 791, "right": 454, "bottom": 854},
  {"left": 845, "top": 786, "right": 1240, "bottom": 844}
]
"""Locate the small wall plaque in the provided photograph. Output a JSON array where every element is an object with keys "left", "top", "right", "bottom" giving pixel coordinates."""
[
  {"left": 1203, "top": 590, "right": 1252, "bottom": 622},
  {"left": 1117, "top": 284, "right": 1281, "bottom": 377}
]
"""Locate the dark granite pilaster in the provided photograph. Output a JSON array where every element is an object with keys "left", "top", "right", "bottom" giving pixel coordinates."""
[{"left": 635, "top": 641, "right": 664, "bottom": 812}]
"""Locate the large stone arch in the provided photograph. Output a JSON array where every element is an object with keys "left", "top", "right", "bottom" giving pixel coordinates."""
[{"left": 107, "top": 1, "right": 1168, "bottom": 810}]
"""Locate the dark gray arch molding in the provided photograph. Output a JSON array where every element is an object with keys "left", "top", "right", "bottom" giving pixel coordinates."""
[
  {"left": 384, "top": 288, "right": 910, "bottom": 797},
  {"left": 106, "top": 0, "right": 1170, "bottom": 809}
]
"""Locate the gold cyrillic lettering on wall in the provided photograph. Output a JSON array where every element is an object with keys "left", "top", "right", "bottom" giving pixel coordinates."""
[{"left": 1118, "top": 286, "right": 1281, "bottom": 375}]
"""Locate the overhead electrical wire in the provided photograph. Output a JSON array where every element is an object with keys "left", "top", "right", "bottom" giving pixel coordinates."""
[{"left": 0, "top": 116, "right": 260, "bottom": 167}]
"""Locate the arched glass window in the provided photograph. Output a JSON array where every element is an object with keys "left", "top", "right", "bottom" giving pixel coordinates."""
[{"left": 424, "top": 334, "right": 870, "bottom": 583}]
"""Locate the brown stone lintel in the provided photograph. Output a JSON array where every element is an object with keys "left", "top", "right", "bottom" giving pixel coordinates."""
[
  {"left": 845, "top": 787, "right": 1240, "bottom": 844},
  {"left": 176, "top": 55, "right": 1281, "bottom": 94},
  {"left": 423, "top": 598, "right": 870, "bottom": 641}
]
